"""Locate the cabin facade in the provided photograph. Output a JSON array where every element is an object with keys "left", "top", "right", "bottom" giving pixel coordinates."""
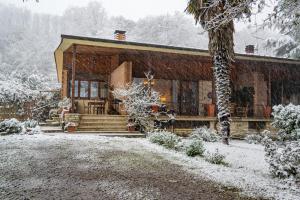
[{"left": 54, "top": 34, "right": 300, "bottom": 136}]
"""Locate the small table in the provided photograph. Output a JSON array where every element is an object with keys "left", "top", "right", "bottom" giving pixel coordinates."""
[{"left": 88, "top": 101, "right": 105, "bottom": 114}]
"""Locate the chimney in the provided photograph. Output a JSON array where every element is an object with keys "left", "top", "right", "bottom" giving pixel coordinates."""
[
  {"left": 245, "top": 45, "right": 255, "bottom": 54},
  {"left": 114, "top": 30, "right": 126, "bottom": 41}
]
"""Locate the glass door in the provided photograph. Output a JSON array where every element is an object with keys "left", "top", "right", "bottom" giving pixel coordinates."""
[{"left": 179, "top": 81, "right": 198, "bottom": 115}]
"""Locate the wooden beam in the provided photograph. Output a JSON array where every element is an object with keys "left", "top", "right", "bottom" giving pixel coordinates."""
[{"left": 71, "top": 45, "right": 77, "bottom": 112}]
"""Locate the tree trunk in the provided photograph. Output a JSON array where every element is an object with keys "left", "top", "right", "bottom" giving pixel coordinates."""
[{"left": 213, "top": 49, "right": 231, "bottom": 145}]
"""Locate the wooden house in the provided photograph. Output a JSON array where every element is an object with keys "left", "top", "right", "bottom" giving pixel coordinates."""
[{"left": 54, "top": 33, "right": 300, "bottom": 136}]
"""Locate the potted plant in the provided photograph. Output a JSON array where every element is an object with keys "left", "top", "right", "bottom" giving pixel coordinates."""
[
  {"left": 66, "top": 122, "right": 76, "bottom": 133},
  {"left": 207, "top": 104, "right": 215, "bottom": 117},
  {"left": 127, "top": 119, "right": 135, "bottom": 132},
  {"left": 264, "top": 105, "right": 272, "bottom": 118},
  {"left": 151, "top": 104, "right": 159, "bottom": 113}
]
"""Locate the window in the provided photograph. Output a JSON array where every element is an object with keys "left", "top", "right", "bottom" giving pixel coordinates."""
[
  {"left": 80, "top": 81, "right": 89, "bottom": 98},
  {"left": 90, "top": 81, "right": 99, "bottom": 98},
  {"left": 68, "top": 80, "right": 108, "bottom": 99},
  {"left": 68, "top": 80, "right": 79, "bottom": 97},
  {"left": 100, "top": 82, "right": 107, "bottom": 98}
]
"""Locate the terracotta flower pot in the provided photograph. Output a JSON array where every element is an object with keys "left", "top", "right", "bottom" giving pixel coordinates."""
[
  {"left": 207, "top": 104, "right": 215, "bottom": 117},
  {"left": 67, "top": 126, "right": 76, "bottom": 133},
  {"left": 151, "top": 105, "right": 159, "bottom": 113},
  {"left": 128, "top": 125, "right": 135, "bottom": 132},
  {"left": 264, "top": 106, "right": 272, "bottom": 118}
]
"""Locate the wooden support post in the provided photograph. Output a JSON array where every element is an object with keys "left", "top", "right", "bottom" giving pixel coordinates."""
[{"left": 71, "top": 45, "right": 77, "bottom": 113}]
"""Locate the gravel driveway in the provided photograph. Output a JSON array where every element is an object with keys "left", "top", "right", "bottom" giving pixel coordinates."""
[{"left": 0, "top": 134, "right": 260, "bottom": 200}]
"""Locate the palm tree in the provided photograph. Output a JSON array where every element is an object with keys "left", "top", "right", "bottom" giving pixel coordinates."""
[{"left": 186, "top": 0, "right": 251, "bottom": 144}]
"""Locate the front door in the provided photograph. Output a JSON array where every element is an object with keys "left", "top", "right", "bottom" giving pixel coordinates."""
[{"left": 179, "top": 81, "right": 198, "bottom": 115}]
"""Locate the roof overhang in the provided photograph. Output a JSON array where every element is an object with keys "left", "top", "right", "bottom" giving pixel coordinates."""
[{"left": 54, "top": 34, "right": 300, "bottom": 82}]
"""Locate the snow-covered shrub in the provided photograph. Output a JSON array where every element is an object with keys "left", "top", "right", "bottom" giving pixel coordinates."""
[
  {"left": 32, "top": 91, "right": 60, "bottom": 122},
  {"left": 22, "top": 119, "right": 41, "bottom": 135},
  {"left": 113, "top": 72, "right": 161, "bottom": 131},
  {"left": 189, "top": 126, "right": 220, "bottom": 142},
  {"left": 184, "top": 138, "right": 205, "bottom": 157},
  {"left": 264, "top": 138, "right": 300, "bottom": 180},
  {"left": 25, "top": 126, "right": 42, "bottom": 135},
  {"left": 272, "top": 104, "right": 300, "bottom": 141},
  {"left": 245, "top": 134, "right": 263, "bottom": 144},
  {"left": 23, "top": 119, "right": 38, "bottom": 129},
  {"left": 58, "top": 97, "right": 71, "bottom": 109},
  {"left": 205, "top": 149, "right": 228, "bottom": 166},
  {"left": 148, "top": 131, "right": 180, "bottom": 149},
  {"left": 0, "top": 118, "right": 23, "bottom": 135}
]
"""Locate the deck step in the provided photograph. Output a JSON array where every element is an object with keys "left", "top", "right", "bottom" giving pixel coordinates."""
[
  {"left": 72, "top": 131, "right": 145, "bottom": 138},
  {"left": 40, "top": 126, "right": 62, "bottom": 133},
  {"left": 78, "top": 115, "right": 128, "bottom": 132}
]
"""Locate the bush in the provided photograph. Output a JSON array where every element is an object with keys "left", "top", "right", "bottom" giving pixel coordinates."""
[
  {"left": 272, "top": 104, "right": 300, "bottom": 140},
  {"left": 264, "top": 138, "right": 300, "bottom": 180},
  {"left": 148, "top": 131, "right": 180, "bottom": 149},
  {"left": 0, "top": 118, "right": 23, "bottom": 135},
  {"left": 205, "top": 149, "right": 228, "bottom": 166},
  {"left": 23, "top": 119, "right": 38, "bottom": 129},
  {"left": 190, "top": 126, "right": 220, "bottom": 142},
  {"left": 184, "top": 139, "right": 205, "bottom": 157},
  {"left": 245, "top": 134, "right": 263, "bottom": 144}
]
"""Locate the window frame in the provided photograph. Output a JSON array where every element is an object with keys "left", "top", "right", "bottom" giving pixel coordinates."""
[{"left": 68, "top": 79, "right": 107, "bottom": 99}]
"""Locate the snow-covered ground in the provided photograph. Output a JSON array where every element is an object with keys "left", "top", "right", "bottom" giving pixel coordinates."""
[
  {"left": 140, "top": 139, "right": 300, "bottom": 200},
  {"left": 0, "top": 133, "right": 299, "bottom": 200}
]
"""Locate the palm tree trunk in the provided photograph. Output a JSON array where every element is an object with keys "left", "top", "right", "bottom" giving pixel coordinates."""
[{"left": 213, "top": 49, "right": 231, "bottom": 145}]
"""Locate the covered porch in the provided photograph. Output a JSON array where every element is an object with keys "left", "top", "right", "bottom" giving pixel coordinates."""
[{"left": 55, "top": 35, "right": 300, "bottom": 119}]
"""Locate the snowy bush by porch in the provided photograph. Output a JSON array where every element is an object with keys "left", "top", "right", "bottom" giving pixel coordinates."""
[
  {"left": 113, "top": 72, "right": 161, "bottom": 131},
  {"left": 0, "top": 118, "right": 23, "bottom": 135},
  {"left": 262, "top": 104, "right": 300, "bottom": 181},
  {"left": 148, "top": 131, "right": 180, "bottom": 149},
  {"left": 264, "top": 138, "right": 300, "bottom": 180},
  {"left": 189, "top": 126, "right": 220, "bottom": 142},
  {"left": 245, "top": 134, "right": 264, "bottom": 144},
  {"left": 272, "top": 104, "right": 300, "bottom": 141},
  {"left": 0, "top": 118, "right": 41, "bottom": 135}
]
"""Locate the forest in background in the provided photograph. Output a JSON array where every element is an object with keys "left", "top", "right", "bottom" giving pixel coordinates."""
[{"left": 0, "top": 1, "right": 286, "bottom": 83}]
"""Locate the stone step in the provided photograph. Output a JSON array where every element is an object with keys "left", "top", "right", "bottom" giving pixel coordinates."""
[
  {"left": 40, "top": 126, "right": 62, "bottom": 133},
  {"left": 78, "top": 124, "right": 127, "bottom": 129},
  {"left": 79, "top": 121, "right": 127, "bottom": 126},
  {"left": 73, "top": 131, "right": 145, "bottom": 138},
  {"left": 80, "top": 115, "right": 127, "bottom": 120},
  {"left": 80, "top": 118, "right": 127, "bottom": 122}
]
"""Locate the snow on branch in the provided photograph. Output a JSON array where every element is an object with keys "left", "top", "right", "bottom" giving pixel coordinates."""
[{"left": 112, "top": 72, "right": 161, "bottom": 131}]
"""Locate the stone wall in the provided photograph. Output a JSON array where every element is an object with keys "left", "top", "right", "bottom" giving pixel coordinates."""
[{"left": 64, "top": 113, "right": 81, "bottom": 127}]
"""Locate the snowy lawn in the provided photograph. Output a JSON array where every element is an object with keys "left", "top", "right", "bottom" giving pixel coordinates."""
[{"left": 0, "top": 133, "right": 299, "bottom": 200}]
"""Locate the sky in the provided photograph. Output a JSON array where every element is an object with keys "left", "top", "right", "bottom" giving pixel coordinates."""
[
  {"left": 0, "top": 0, "right": 275, "bottom": 32},
  {"left": 0, "top": 0, "right": 188, "bottom": 20}
]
